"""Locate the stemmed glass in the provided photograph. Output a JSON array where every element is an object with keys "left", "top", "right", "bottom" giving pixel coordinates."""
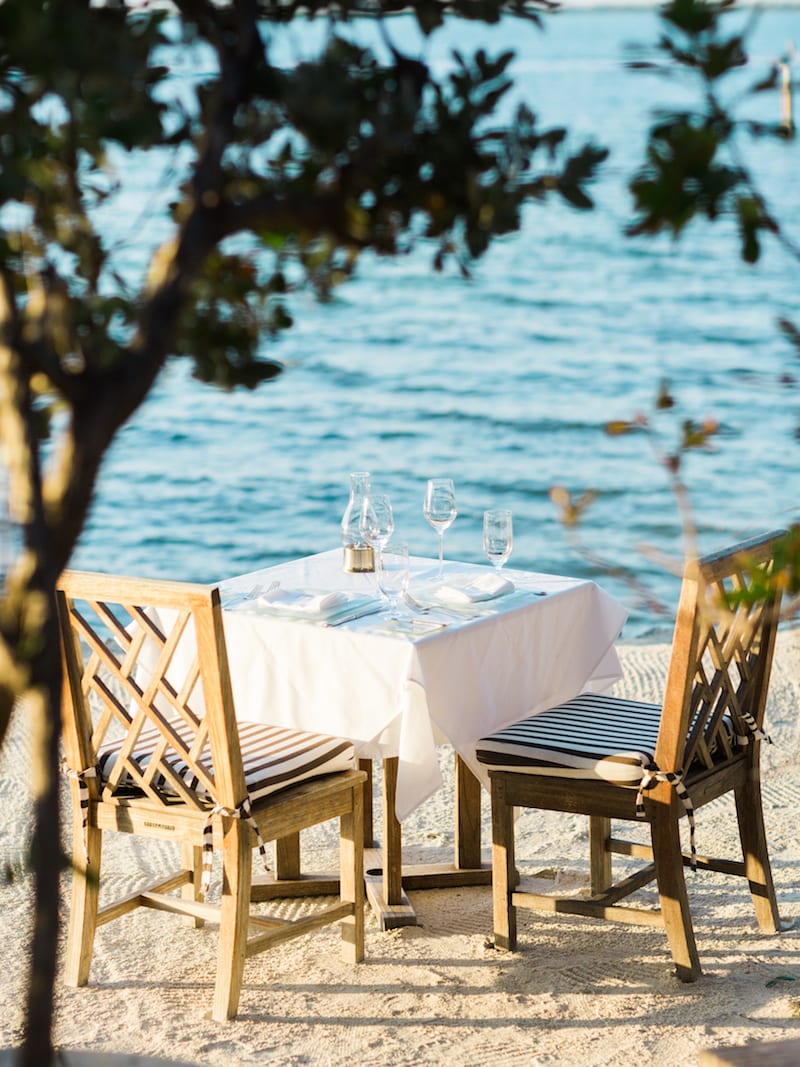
[
  {"left": 377, "top": 542, "right": 409, "bottom": 619},
  {"left": 423, "top": 478, "right": 457, "bottom": 579},
  {"left": 359, "top": 493, "right": 395, "bottom": 573},
  {"left": 483, "top": 509, "right": 513, "bottom": 573}
]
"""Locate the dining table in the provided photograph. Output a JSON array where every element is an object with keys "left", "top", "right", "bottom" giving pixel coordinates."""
[{"left": 217, "top": 549, "right": 629, "bottom": 929}]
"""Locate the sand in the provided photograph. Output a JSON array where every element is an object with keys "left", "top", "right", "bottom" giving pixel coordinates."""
[{"left": 1, "top": 633, "right": 800, "bottom": 1067}]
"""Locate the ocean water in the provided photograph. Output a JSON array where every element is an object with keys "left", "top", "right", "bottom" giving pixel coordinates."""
[{"left": 72, "top": 7, "right": 800, "bottom": 637}]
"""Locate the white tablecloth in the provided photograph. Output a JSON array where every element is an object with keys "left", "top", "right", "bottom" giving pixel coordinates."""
[{"left": 219, "top": 551, "right": 628, "bottom": 820}]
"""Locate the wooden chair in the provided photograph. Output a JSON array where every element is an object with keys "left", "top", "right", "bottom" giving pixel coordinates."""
[
  {"left": 57, "top": 571, "right": 366, "bottom": 1021},
  {"left": 476, "top": 531, "right": 785, "bottom": 980}
]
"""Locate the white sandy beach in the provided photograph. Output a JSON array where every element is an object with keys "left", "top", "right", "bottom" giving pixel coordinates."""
[{"left": 1, "top": 633, "right": 800, "bottom": 1066}]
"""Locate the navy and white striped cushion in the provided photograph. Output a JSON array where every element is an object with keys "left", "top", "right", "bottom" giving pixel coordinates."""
[
  {"left": 97, "top": 720, "right": 355, "bottom": 806},
  {"left": 476, "top": 694, "right": 662, "bottom": 786}
]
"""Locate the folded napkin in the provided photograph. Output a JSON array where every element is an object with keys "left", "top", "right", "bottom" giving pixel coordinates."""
[
  {"left": 435, "top": 573, "right": 514, "bottom": 605},
  {"left": 258, "top": 587, "right": 348, "bottom": 616}
]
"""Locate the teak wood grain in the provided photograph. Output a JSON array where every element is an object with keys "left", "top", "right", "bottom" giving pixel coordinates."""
[
  {"left": 488, "top": 530, "right": 786, "bottom": 980},
  {"left": 57, "top": 570, "right": 366, "bottom": 1021}
]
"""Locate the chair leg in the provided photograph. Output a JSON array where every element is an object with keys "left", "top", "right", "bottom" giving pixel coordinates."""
[
  {"left": 735, "top": 775, "right": 780, "bottom": 934},
  {"left": 359, "top": 758, "right": 375, "bottom": 849},
  {"left": 490, "top": 775, "right": 517, "bottom": 951},
  {"left": 275, "top": 832, "right": 301, "bottom": 880},
  {"left": 651, "top": 810, "right": 700, "bottom": 982},
  {"left": 64, "top": 819, "right": 102, "bottom": 987},
  {"left": 339, "top": 780, "right": 365, "bottom": 964},
  {"left": 589, "top": 816, "right": 612, "bottom": 894},
  {"left": 181, "top": 842, "right": 205, "bottom": 929},
  {"left": 212, "top": 819, "right": 251, "bottom": 1022}
]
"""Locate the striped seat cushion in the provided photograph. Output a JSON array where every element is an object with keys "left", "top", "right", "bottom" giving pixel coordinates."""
[
  {"left": 476, "top": 694, "right": 663, "bottom": 787},
  {"left": 476, "top": 693, "right": 738, "bottom": 786},
  {"left": 97, "top": 719, "right": 355, "bottom": 807}
]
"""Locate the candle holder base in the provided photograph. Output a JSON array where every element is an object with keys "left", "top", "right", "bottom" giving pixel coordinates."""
[{"left": 343, "top": 544, "right": 375, "bottom": 573}]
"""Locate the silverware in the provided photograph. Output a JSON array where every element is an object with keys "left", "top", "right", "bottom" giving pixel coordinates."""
[
  {"left": 221, "top": 581, "right": 277, "bottom": 609},
  {"left": 402, "top": 591, "right": 429, "bottom": 612},
  {"left": 324, "top": 604, "right": 384, "bottom": 627},
  {"left": 402, "top": 591, "right": 483, "bottom": 620}
]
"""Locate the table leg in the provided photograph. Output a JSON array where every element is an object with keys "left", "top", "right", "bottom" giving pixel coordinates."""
[
  {"left": 256, "top": 752, "right": 490, "bottom": 925},
  {"left": 400, "top": 755, "right": 491, "bottom": 891},
  {"left": 382, "top": 757, "right": 403, "bottom": 904},
  {"left": 364, "top": 755, "right": 417, "bottom": 930}
]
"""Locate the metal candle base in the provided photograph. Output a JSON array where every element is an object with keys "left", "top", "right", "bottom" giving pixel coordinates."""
[{"left": 343, "top": 544, "right": 375, "bottom": 573}]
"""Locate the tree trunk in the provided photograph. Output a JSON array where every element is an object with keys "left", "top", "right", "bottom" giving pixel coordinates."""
[{"left": 20, "top": 595, "right": 63, "bottom": 1067}]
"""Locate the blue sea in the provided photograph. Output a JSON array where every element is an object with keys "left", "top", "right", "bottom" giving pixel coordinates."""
[{"left": 71, "top": 7, "right": 800, "bottom": 637}]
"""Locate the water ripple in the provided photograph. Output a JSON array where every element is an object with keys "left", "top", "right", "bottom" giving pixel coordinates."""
[{"left": 75, "top": 8, "right": 800, "bottom": 637}]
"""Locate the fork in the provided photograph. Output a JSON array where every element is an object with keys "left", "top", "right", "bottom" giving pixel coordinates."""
[
  {"left": 222, "top": 581, "right": 276, "bottom": 609},
  {"left": 402, "top": 590, "right": 426, "bottom": 612},
  {"left": 402, "top": 591, "right": 482, "bottom": 620}
]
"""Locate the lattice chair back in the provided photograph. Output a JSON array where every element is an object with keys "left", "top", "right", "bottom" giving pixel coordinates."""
[
  {"left": 57, "top": 570, "right": 366, "bottom": 1022},
  {"left": 58, "top": 572, "right": 246, "bottom": 820},
  {"left": 655, "top": 531, "right": 783, "bottom": 784}
]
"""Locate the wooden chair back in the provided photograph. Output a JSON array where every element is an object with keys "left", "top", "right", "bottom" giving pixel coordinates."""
[
  {"left": 57, "top": 571, "right": 246, "bottom": 815},
  {"left": 57, "top": 570, "right": 367, "bottom": 1022},
  {"left": 655, "top": 530, "right": 784, "bottom": 781}
]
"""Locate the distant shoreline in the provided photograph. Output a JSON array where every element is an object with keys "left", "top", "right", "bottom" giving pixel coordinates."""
[
  {"left": 135, "top": 1, "right": 800, "bottom": 11},
  {"left": 545, "top": 0, "right": 800, "bottom": 7},
  {"left": 558, "top": 0, "right": 800, "bottom": 7}
]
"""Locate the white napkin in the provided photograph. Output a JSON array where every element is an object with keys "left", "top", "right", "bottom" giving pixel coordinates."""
[
  {"left": 258, "top": 587, "right": 348, "bottom": 616},
  {"left": 435, "top": 573, "right": 514, "bottom": 605}
]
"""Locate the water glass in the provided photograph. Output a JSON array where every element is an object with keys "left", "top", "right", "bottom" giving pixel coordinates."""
[
  {"left": 359, "top": 493, "right": 395, "bottom": 568},
  {"left": 377, "top": 542, "right": 410, "bottom": 619},
  {"left": 423, "top": 478, "right": 457, "bottom": 578},
  {"left": 483, "top": 509, "right": 513, "bottom": 572}
]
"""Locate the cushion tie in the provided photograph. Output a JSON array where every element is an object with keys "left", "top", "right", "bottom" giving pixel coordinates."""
[
  {"left": 735, "top": 707, "right": 772, "bottom": 748},
  {"left": 201, "top": 796, "right": 270, "bottom": 894},
  {"left": 61, "top": 759, "right": 98, "bottom": 854},
  {"left": 635, "top": 763, "right": 697, "bottom": 869}
]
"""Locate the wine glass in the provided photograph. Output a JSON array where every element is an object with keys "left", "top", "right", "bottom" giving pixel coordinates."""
[
  {"left": 377, "top": 542, "right": 409, "bottom": 619},
  {"left": 423, "top": 478, "right": 457, "bottom": 579},
  {"left": 483, "top": 509, "right": 513, "bottom": 573},
  {"left": 359, "top": 493, "right": 395, "bottom": 571}
]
